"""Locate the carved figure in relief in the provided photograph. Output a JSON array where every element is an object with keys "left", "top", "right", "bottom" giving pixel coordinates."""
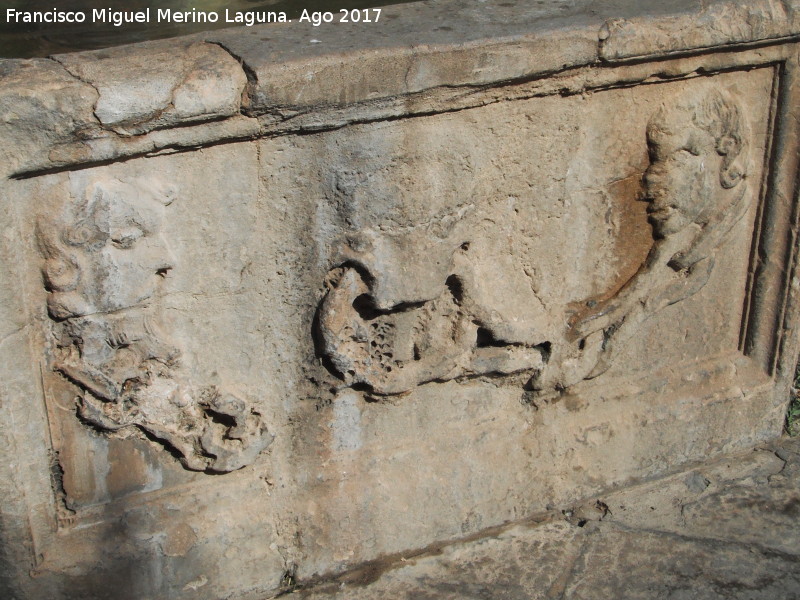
[
  {"left": 532, "top": 87, "right": 750, "bottom": 391},
  {"left": 319, "top": 263, "right": 545, "bottom": 396},
  {"left": 38, "top": 177, "right": 272, "bottom": 472},
  {"left": 316, "top": 201, "right": 551, "bottom": 396},
  {"left": 318, "top": 86, "right": 750, "bottom": 398}
]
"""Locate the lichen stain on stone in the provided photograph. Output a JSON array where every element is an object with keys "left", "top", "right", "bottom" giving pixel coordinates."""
[
  {"left": 605, "top": 171, "right": 652, "bottom": 299},
  {"left": 105, "top": 441, "right": 163, "bottom": 499},
  {"left": 162, "top": 522, "right": 198, "bottom": 557}
]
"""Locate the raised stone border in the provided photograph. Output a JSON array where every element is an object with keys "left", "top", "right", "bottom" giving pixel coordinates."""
[{"left": 1, "top": 0, "right": 799, "bottom": 178}]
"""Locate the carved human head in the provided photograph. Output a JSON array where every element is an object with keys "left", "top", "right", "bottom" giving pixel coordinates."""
[
  {"left": 39, "top": 177, "right": 176, "bottom": 319},
  {"left": 644, "top": 88, "right": 747, "bottom": 237}
]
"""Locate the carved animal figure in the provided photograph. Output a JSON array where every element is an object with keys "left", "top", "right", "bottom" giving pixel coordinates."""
[{"left": 318, "top": 86, "right": 750, "bottom": 399}]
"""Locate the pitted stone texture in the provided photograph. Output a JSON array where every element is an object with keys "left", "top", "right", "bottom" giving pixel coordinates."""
[{"left": 53, "top": 40, "right": 246, "bottom": 136}]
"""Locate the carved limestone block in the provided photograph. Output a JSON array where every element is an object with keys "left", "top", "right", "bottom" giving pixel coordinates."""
[
  {"left": 539, "top": 86, "right": 753, "bottom": 391},
  {"left": 1, "top": 3, "right": 800, "bottom": 599},
  {"left": 36, "top": 175, "right": 272, "bottom": 472},
  {"left": 318, "top": 85, "right": 752, "bottom": 398}
]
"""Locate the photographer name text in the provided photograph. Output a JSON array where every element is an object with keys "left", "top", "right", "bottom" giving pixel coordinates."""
[{"left": 5, "top": 7, "right": 382, "bottom": 27}]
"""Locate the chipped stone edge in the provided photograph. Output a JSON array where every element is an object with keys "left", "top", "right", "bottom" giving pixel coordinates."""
[
  {"left": 1, "top": 0, "right": 799, "bottom": 178},
  {"left": 50, "top": 41, "right": 247, "bottom": 137}
]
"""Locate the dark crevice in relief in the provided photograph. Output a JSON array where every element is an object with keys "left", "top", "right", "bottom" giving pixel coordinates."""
[
  {"left": 311, "top": 301, "right": 338, "bottom": 370},
  {"left": 445, "top": 274, "right": 464, "bottom": 305},
  {"left": 205, "top": 40, "right": 259, "bottom": 115},
  {"left": 352, "top": 294, "right": 381, "bottom": 321},
  {"left": 598, "top": 33, "right": 800, "bottom": 67},
  {"left": 48, "top": 449, "right": 76, "bottom": 524},
  {"left": 352, "top": 295, "right": 428, "bottom": 318},
  {"left": 205, "top": 408, "right": 238, "bottom": 430},
  {"left": 336, "top": 261, "right": 428, "bottom": 317},
  {"left": 475, "top": 327, "right": 506, "bottom": 348}
]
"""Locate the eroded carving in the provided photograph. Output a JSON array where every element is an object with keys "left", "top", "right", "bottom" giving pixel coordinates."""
[
  {"left": 317, "top": 86, "right": 750, "bottom": 398},
  {"left": 319, "top": 263, "right": 545, "bottom": 395},
  {"left": 538, "top": 86, "right": 751, "bottom": 391},
  {"left": 38, "top": 176, "right": 272, "bottom": 472}
]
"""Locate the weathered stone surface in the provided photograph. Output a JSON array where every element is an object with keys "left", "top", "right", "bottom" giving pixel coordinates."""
[
  {"left": 53, "top": 40, "right": 246, "bottom": 136},
  {"left": 304, "top": 72, "right": 766, "bottom": 397},
  {"left": 297, "top": 521, "right": 588, "bottom": 600},
  {"left": 0, "top": 59, "right": 97, "bottom": 178},
  {"left": 564, "top": 524, "right": 800, "bottom": 599},
  {"left": 35, "top": 172, "right": 272, "bottom": 472},
  {"left": 297, "top": 438, "right": 800, "bottom": 600},
  {"left": 205, "top": 3, "right": 601, "bottom": 116},
  {"left": 597, "top": 445, "right": 800, "bottom": 555},
  {"left": 1, "top": 2, "right": 800, "bottom": 599},
  {"left": 0, "top": 0, "right": 797, "bottom": 175},
  {"left": 207, "top": 0, "right": 800, "bottom": 116},
  {"left": 600, "top": 0, "right": 800, "bottom": 61},
  {"left": 300, "top": 523, "right": 800, "bottom": 600},
  {"left": 29, "top": 471, "right": 286, "bottom": 600}
]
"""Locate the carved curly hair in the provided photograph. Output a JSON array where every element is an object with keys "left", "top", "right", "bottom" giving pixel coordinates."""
[
  {"left": 691, "top": 88, "right": 746, "bottom": 189},
  {"left": 36, "top": 177, "right": 176, "bottom": 320},
  {"left": 647, "top": 87, "right": 747, "bottom": 191}
]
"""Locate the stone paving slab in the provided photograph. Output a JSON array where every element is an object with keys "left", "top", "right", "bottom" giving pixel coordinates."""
[
  {"left": 292, "top": 437, "right": 800, "bottom": 599},
  {"left": 565, "top": 524, "right": 800, "bottom": 600},
  {"left": 293, "top": 521, "right": 588, "bottom": 600}
]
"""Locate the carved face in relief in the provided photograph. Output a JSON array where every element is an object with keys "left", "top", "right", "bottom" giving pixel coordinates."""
[
  {"left": 40, "top": 178, "right": 176, "bottom": 319},
  {"left": 38, "top": 178, "right": 273, "bottom": 473},
  {"left": 644, "top": 89, "right": 746, "bottom": 237}
]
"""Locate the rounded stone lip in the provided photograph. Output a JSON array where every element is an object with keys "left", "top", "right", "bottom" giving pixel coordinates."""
[
  {"left": 51, "top": 39, "right": 248, "bottom": 136},
  {"left": 2, "top": 0, "right": 798, "bottom": 179}
]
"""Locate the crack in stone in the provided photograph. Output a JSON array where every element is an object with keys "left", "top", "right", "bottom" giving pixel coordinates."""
[
  {"left": 205, "top": 40, "right": 259, "bottom": 115},
  {"left": 46, "top": 55, "right": 108, "bottom": 134}
]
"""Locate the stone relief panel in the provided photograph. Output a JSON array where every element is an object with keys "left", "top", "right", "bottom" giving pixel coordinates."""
[
  {"left": 37, "top": 175, "right": 273, "bottom": 473},
  {"left": 316, "top": 84, "right": 754, "bottom": 398},
  {"left": 2, "top": 49, "right": 785, "bottom": 599},
  {"left": 538, "top": 86, "right": 752, "bottom": 391}
]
